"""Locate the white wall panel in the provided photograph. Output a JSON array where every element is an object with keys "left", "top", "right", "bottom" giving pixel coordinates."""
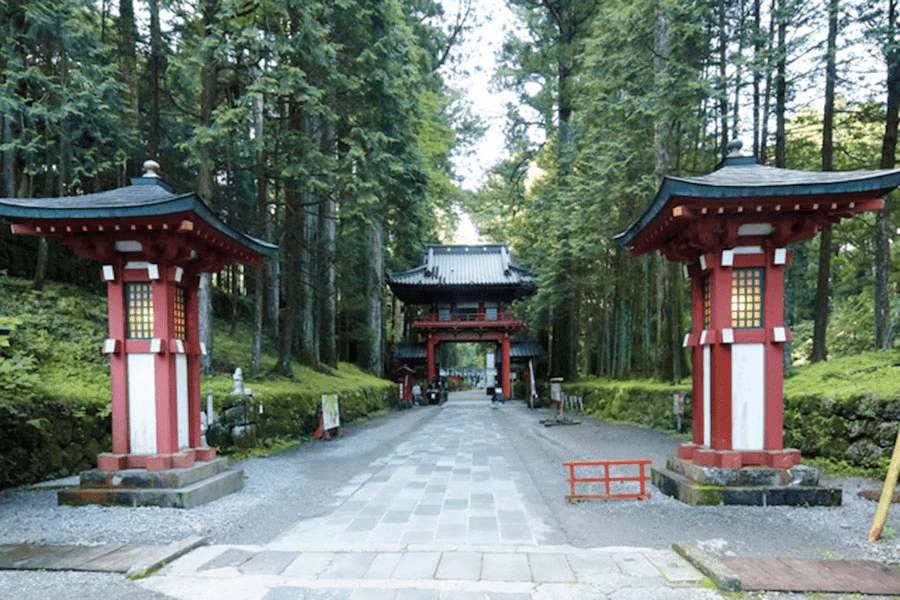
[
  {"left": 731, "top": 343, "right": 765, "bottom": 450},
  {"left": 176, "top": 355, "right": 189, "bottom": 449},
  {"left": 703, "top": 346, "right": 711, "bottom": 447},
  {"left": 127, "top": 354, "right": 157, "bottom": 455}
]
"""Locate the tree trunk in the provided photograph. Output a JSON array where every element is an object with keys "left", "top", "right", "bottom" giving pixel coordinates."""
[
  {"left": 251, "top": 66, "right": 266, "bottom": 372},
  {"left": 876, "top": 0, "right": 900, "bottom": 349},
  {"left": 275, "top": 198, "right": 301, "bottom": 377},
  {"left": 318, "top": 184, "right": 337, "bottom": 368},
  {"left": 197, "top": 0, "right": 219, "bottom": 373},
  {"left": 147, "top": 0, "right": 163, "bottom": 160},
  {"left": 2, "top": 116, "right": 13, "bottom": 197},
  {"left": 117, "top": 0, "right": 139, "bottom": 174},
  {"left": 752, "top": 0, "right": 762, "bottom": 157},
  {"left": 774, "top": 0, "right": 787, "bottom": 169},
  {"left": 363, "top": 218, "right": 384, "bottom": 376},
  {"left": 812, "top": 0, "right": 839, "bottom": 363},
  {"left": 718, "top": 0, "right": 729, "bottom": 156}
]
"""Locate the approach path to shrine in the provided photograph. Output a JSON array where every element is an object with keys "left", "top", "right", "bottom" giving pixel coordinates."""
[
  {"left": 2, "top": 390, "right": 898, "bottom": 599},
  {"left": 140, "top": 390, "right": 716, "bottom": 599}
]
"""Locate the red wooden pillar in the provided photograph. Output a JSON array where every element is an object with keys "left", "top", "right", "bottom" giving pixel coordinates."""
[
  {"left": 152, "top": 264, "right": 178, "bottom": 458},
  {"left": 185, "top": 273, "right": 209, "bottom": 457},
  {"left": 689, "top": 269, "right": 705, "bottom": 446},
  {"left": 501, "top": 334, "right": 511, "bottom": 398},
  {"left": 104, "top": 262, "right": 129, "bottom": 456},
  {"left": 707, "top": 254, "right": 733, "bottom": 452},
  {"left": 426, "top": 334, "right": 437, "bottom": 383},
  {"left": 764, "top": 248, "right": 788, "bottom": 450}
]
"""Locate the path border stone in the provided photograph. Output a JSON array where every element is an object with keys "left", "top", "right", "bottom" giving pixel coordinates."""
[{"left": 671, "top": 541, "right": 740, "bottom": 591}]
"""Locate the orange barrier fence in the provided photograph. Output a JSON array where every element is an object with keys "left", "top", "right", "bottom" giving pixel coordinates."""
[{"left": 563, "top": 459, "right": 652, "bottom": 501}]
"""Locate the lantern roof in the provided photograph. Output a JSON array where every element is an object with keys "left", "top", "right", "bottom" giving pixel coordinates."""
[
  {"left": 0, "top": 162, "right": 277, "bottom": 270},
  {"left": 614, "top": 143, "right": 900, "bottom": 260},
  {"left": 388, "top": 243, "right": 534, "bottom": 305}
]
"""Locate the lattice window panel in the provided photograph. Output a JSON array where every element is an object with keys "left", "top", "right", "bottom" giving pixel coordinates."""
[
  {"left": 174, "top": 287, "right": 187, "bottom": 340},
  {"left": 126, "top": 282, "right": 154, "bottom": 339},
  {"left": 731, "top": 268, "right": 764, "bottom": 329}
]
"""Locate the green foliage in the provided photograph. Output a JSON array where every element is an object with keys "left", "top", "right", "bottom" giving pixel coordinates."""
[
  {"left": 204, "top": 362, "right": 398, "bottom": 451},
  {"left": 564, "top": 377, "right": 691, "bottom": 433},
  {"left": 0, "top": 276, "right": 402, "bottom": 487}
]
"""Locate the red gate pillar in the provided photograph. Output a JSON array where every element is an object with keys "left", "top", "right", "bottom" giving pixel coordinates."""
[
  {"left": 501, "top": 334, "right": 511, "bottom": 398},
  {"left": 426, "top": 334, "right": 437, "bottom": 383}
]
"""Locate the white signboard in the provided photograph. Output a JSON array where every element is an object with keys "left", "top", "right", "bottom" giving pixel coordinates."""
[
  {"left": 322, "top": 394, "right": 340, "bottom": 430},
  {"left": 550, "top": 382, "right": 562, "bottom": 402},
  {"left": 673, "top": 393, "right": 685, "bottom": 415}
]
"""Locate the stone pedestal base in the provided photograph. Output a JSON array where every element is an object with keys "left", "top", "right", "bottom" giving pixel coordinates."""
[
  {"left": 57, "top": 457, "right": 243, "bottom": 509},
  {"left": 652, "top": 456, "right": 841, "bottom": 506}
]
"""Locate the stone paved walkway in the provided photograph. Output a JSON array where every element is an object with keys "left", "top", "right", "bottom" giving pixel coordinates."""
[{"left": 140, "top": 392, "right": 721, "bottom": 599}]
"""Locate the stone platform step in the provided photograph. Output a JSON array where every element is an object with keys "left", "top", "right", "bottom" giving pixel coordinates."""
[
  {"left": 58, "top": 464, "right": 244, "bottom": 508},
  {"left": 75, "top": 457, "right": 233, "bottom": 490},
  {"left": 138, "top": 543, "right": 711, "bottom": 599},
  {"left": 652, "top": 467, "right": 841, "bottom": 506},
  {"left": 0, "top": 536, "right": 205, "bottom": 577}
]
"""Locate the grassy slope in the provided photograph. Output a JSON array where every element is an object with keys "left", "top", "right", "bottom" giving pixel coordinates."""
[{"left": 0, "top": 275, "right": 391, "bottom": 410}]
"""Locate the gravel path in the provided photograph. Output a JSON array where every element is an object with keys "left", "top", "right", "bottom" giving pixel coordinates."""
[
  {"left": 497, "top": 402, "right": 900, "bottom": 563},
  {"left": 1, "top": 395, "right": 898, "bottom": 599}
]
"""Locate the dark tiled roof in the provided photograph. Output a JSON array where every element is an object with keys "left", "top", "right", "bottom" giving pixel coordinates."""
[
  {"left": 511, "top": 340, "right": 544, "bottom": 359},
  {"left": 0, "top": 177, "right": 277, "bottom": 257},
  {"left": 615, "top": 154, "right": 900, "bottom": 247},
  {"left": 395, "top": 342, "right": 427, "bottom": 361},
  {"left": 388, "top": 244, "right": 534, "bottom": 287}
]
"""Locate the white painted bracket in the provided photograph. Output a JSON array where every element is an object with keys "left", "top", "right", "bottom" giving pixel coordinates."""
[
  {"left": 699, "top": 255, "right": 708, "bottom": 271},
  {"left": 773, "top": 327, "right": 787, "bottom": 342},
  {"left": 683, "top": 265, "right": 689, "bottom": 280},
  {"left": 700, "top": 330, "right": 708, "bottom": 345},
  {"left": 200, "top": 342, "right": 208, "bottom": 356},
  {"left": 101, "top": 265, "right": 115, "bottom": 282},
  {"left": 683, "top": 334, "right": 691, "bottom": 348},
  {"left": 175, "top": 339, "right": 185, "bottom": 354},
  {"left": 721, "top": 328, "right": 734, "bottom": 344},
  {"left": 721, "top": 249, "right": 735, "bottom": 267},
  {"left": 150, "top": 338, "right": 163, "bottom": 353},
  {"left": 774, "top": 248, "right": 787, "bottom": 265},
  {"left": 148, "top": 264, "right": 160, "bottom": 280},
  {"left": 102, "top": 338, "right": 119, "bottom": 354}
]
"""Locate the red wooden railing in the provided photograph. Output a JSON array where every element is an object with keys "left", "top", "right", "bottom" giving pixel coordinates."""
[{"left": 563, "top": 459, "right": 652, "bottom": 501}]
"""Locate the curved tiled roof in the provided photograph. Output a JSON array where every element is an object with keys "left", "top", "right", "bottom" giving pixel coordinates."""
[
  {"left": 615, "top": 153, "right": 900, "bottom": 248},
  {"left": 388, "top": 244, "right": 535, "bottom": 305},
  {"left": 0, "top": 177, "right": 277, "bottom": 258},
  {"left": 388, "top": 244, "right": 533, "bottom": 287}
]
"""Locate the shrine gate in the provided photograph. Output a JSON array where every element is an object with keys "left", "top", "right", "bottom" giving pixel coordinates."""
[{"left": 388, "top": 244, "right": 536, "bottom": 399}]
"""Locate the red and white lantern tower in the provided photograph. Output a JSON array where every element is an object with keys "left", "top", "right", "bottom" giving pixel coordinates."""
[
  {"left": 615, "top": 144, "right": 900, "bottom": 502},
  {"left": 0, "top": 162, "right": 275, "bottom": 505}
]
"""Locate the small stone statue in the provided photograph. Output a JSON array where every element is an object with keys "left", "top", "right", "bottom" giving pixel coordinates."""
[{"left": 231, "top": 367, "right": 245, "bottom": 395}]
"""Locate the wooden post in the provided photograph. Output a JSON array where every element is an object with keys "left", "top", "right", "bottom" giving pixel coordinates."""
[{"left": 869, "top": 426, "right": 900, "bottom": 541}]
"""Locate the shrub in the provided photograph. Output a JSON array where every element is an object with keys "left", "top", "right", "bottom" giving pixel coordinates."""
[{"left": 564, "top": 377, "right": 691, "bottom": 433}]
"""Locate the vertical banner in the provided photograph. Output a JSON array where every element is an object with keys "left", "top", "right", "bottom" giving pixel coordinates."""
[{"left": 321, "top": 394, "right": 340, "bottom": 430}]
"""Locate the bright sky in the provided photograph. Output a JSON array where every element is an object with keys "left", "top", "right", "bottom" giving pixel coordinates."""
[
  {"left": 439, "top": 0, "right": 519, "bottom": 192},
  {"left": 438, "top": 0, "right": 521, "bottom": 244}
]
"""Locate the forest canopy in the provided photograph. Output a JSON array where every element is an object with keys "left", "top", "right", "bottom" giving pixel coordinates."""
[{"left": 1, "top": 0, "right": 899, "bottom": 383}]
